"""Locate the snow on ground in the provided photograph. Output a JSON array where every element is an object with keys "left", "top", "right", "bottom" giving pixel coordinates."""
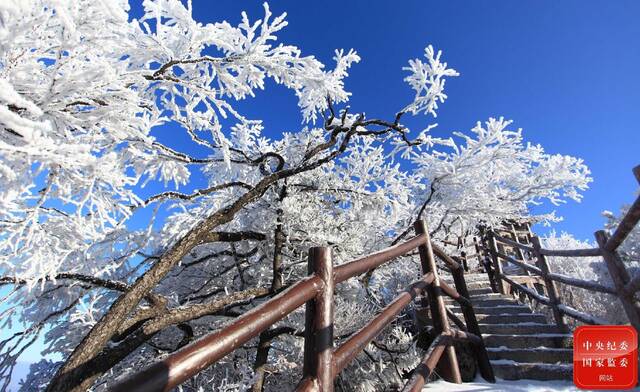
[{"left": 423, "top": 376, "right": 640, "bottom": 391}]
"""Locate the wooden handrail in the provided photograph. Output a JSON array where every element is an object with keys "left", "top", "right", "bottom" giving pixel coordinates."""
[
  {"left": 334, "top": 233, "right": 428, "bottom": 283},
  {"left": 605, "top": 165, "right": 640, "bottom": 252},
  {"left": 332, "top": 273, "right": 434, "bottom": 375},
  {"left": 540, "top": 248, "right": 602, "bottom": 257},
  {"left": 547, "top": 272, "right": 616, "bottom": 295},
  {"left": 493, "top": 233, "right": 601, "bottom": 257},
  {"left": 445, "top": 308, "right": 468, "bottom": 331},
  {"left": 439, "top": 280, "right": 471, "bottom": 307},
  {"left": 431, "top": 243, "right": 462, "bottom": 270},
  {"left": 495, "top": 252, "right": 543, "bottom": 275},
  {"left": 558, "top": 304, "right": 608, "bottom": 325},
  {"left": 492, "top": 233, "right": 534, "bottom": 252},
  {"left": 501, "top": 275, "right": 551, "bottom": 305},
  {"left": 109, "top": 275, "right": 323, "bottom": 392},
  {"left": 111, "top": 220, "right": 495, "bottom": 392},
  {"left": 605, "top": 194, "right": 640, "bottom": 252}
]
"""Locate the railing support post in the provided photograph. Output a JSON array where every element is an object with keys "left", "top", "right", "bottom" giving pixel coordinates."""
[
  {"left": 303, "top": 247, "right": 334, "bottom": 391},
  {"left": 450, "top": 262, "right": 495, "bottom": 382},
  {"left": 530, "top": 236, "right": 568, "bottom": 334},
  {"left": 414, "top": 220, "right": 462, "bottom": 384},
  {"left": 473, "top": 237, "right": 484, "bottom": 273},
  {"left": 510, "top": 224, "right": 531, "bottom": 277},
  {"left": 460, "top": 251, "right": 469, "bottom": 272},
  {"left": 478, "top": 233, "right": 498, "bottom": 293},
  {"left": 595, "top": 231, "right": 640, "bottom": 333},
  {"left": 487, "top": 231, "right": 507, "bottom": 295}
]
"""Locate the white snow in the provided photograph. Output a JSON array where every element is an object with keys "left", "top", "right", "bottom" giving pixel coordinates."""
[{"left": 423, "top": 376, "right": 640, "bottom": 391}]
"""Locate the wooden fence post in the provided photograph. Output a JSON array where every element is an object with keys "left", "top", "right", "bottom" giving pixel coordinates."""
[
  {"left": 487, "top": 231, "right": 507, "bottom": 294},
  {"left": 594, "top": 231, "right": 640, "bottom": 333},
  {"left": 510, "top": 224, "right": 531, "bottom": 277},
  {"left": 478, "top": 230, "right": 499, "bottom": 293},
  {"left": 460, "top": 251, "right": 469, "bottom": 272},
  {"left": 473, "top": 237, "right": 484, "bottom": 273},
  {"left": 303, "top": 247, "right": 334, "bottom": 391},
  {"left": 530, "top": 236, "right": 568, "bottom": 334},
  {"left": 450, "top": 263, "right": 495, "bottom": 382},
  {"left": 414, "top": 220, "right": 462, "bottom": 384}
]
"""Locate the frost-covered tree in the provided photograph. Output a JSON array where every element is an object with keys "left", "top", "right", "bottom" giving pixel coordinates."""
[{"left": 0, "top": 1, "right": 592, "bottom": 391}]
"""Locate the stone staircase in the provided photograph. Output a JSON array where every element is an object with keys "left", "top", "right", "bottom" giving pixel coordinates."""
[{"left": 443, "top": 273, "right": 573, "bottom": 381}]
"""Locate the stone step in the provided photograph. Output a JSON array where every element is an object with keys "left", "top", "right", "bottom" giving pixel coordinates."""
[
  {"left": 467, "top": 287, "right": 494, "bottom": 296},
  {"left": 483, "top": 334, "right": 573, "bottom": 349},
  {"left": 448, "top": 305, "right": 532, "bottom": 315},
  {"left": 490, "top": 361, "right": 573, "bottom": 381},
  {"left": 445, "top": 297, "right": 518, "bottom": 307},
  {"left": 463, "top": 281, "right": 492, "bottom": 290},
  {"left": 460, "top": 313, "right": 547, "bottom": 324},
  {"left": 487, "top": 347, "right": 573, "bottom": 364},
  {"left": 478, "top": 323, "right": 563, "bottom": 335}
]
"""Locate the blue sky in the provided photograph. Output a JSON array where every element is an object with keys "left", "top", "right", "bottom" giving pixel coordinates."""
[{"left": 140, "top": 0, "right": 640, "bottom": 241}]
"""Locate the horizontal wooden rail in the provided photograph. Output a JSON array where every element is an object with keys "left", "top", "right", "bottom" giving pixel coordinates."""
[
  {"left": 109, "top": 276, "right": 323, "bottom": 392},
  {"left": 493, "top": 234, "right": 534, "bottom": 252},
  {"left": 445, "top": 308, "right": 468, "bottom": 331},
  {"left": 502, "top": 275, "right": 551, "bottom": 305},
  {"left": 539, "top": 248, "right": 602, "bottom": 257},
  {"left": 558, "top": 304, "right": 608, "bottom": 325},
  {"left": 334, "top": 234, "right": 427, "bottom": 282},
  {"left": 332, "top": 273, "right": 434, "bottom": 375},
  {"left": 113, "top": 220, "right": 496, "bottom": 392},
  {"left": 431, "top": 243, "right": 462, "bottom": 270},
  {"left": 547, "top": 272, "right": 616, "bottom": 295},
  {"left": 439, "top": 280, "right": 472, "bottom": 308},
  {"left": 494, "top": 234, "right": 601, "bottom": 258},
  {"left": 495, "top": 252, "right": 542, "bottom": 275},
  {"left": 605, "top": 165, "right": 639, "bottom": 252}
]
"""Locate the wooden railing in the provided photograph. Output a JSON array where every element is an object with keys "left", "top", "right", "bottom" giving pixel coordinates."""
[
  {"left": 479, "top": 165, "right": 640, "bottom": 333},
  {"left": 109, "top": 220, "right": 495, "bottom": 392}
]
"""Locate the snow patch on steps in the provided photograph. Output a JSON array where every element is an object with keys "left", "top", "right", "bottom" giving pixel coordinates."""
[{"left": 423, "top": 376, "right": 585, "bottom": 391}]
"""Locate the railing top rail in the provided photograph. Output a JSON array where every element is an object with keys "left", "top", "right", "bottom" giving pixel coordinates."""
[
  {"left": 439, "top": 280, "right": 471, "bottom": 307},
  {"left": 332, "top": 272, "right": 434, "bottom": 375},
  {"left": 557, "top": 304, "right": 609, "bottom": 326},
  {"left": 546, "top": 272, "right": 617, "bottom": 295},
  {"left": 605, "top": 193, "right": 640, "bottom": 252},
  {"left": 334, "top": 233, "right": 427, "bottom": 283},
  {"left": 501, "top": 275, "right": 551, "bottom": 305},
  {"left": 431, "top": 243, "right": 462, "bottom": 270},
  {"left": 492, "top": 233, "right": 534, "bottom": 252},
  {"left": 539, "top": 248, "right": 602, "bottom": 257},
  {"left": 494, "top": 231, "right": 602, "bottom": 258},
  {"left": 495, "top": 252, "right": 543, "bottom": 276},
  {"left": 109, "top": 275, "right": 323, "bottom": 392}
]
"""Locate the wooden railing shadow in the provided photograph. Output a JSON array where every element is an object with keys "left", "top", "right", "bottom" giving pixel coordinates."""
[{"left": 109, "top": 220, "right": 495, "bottom": 392}]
